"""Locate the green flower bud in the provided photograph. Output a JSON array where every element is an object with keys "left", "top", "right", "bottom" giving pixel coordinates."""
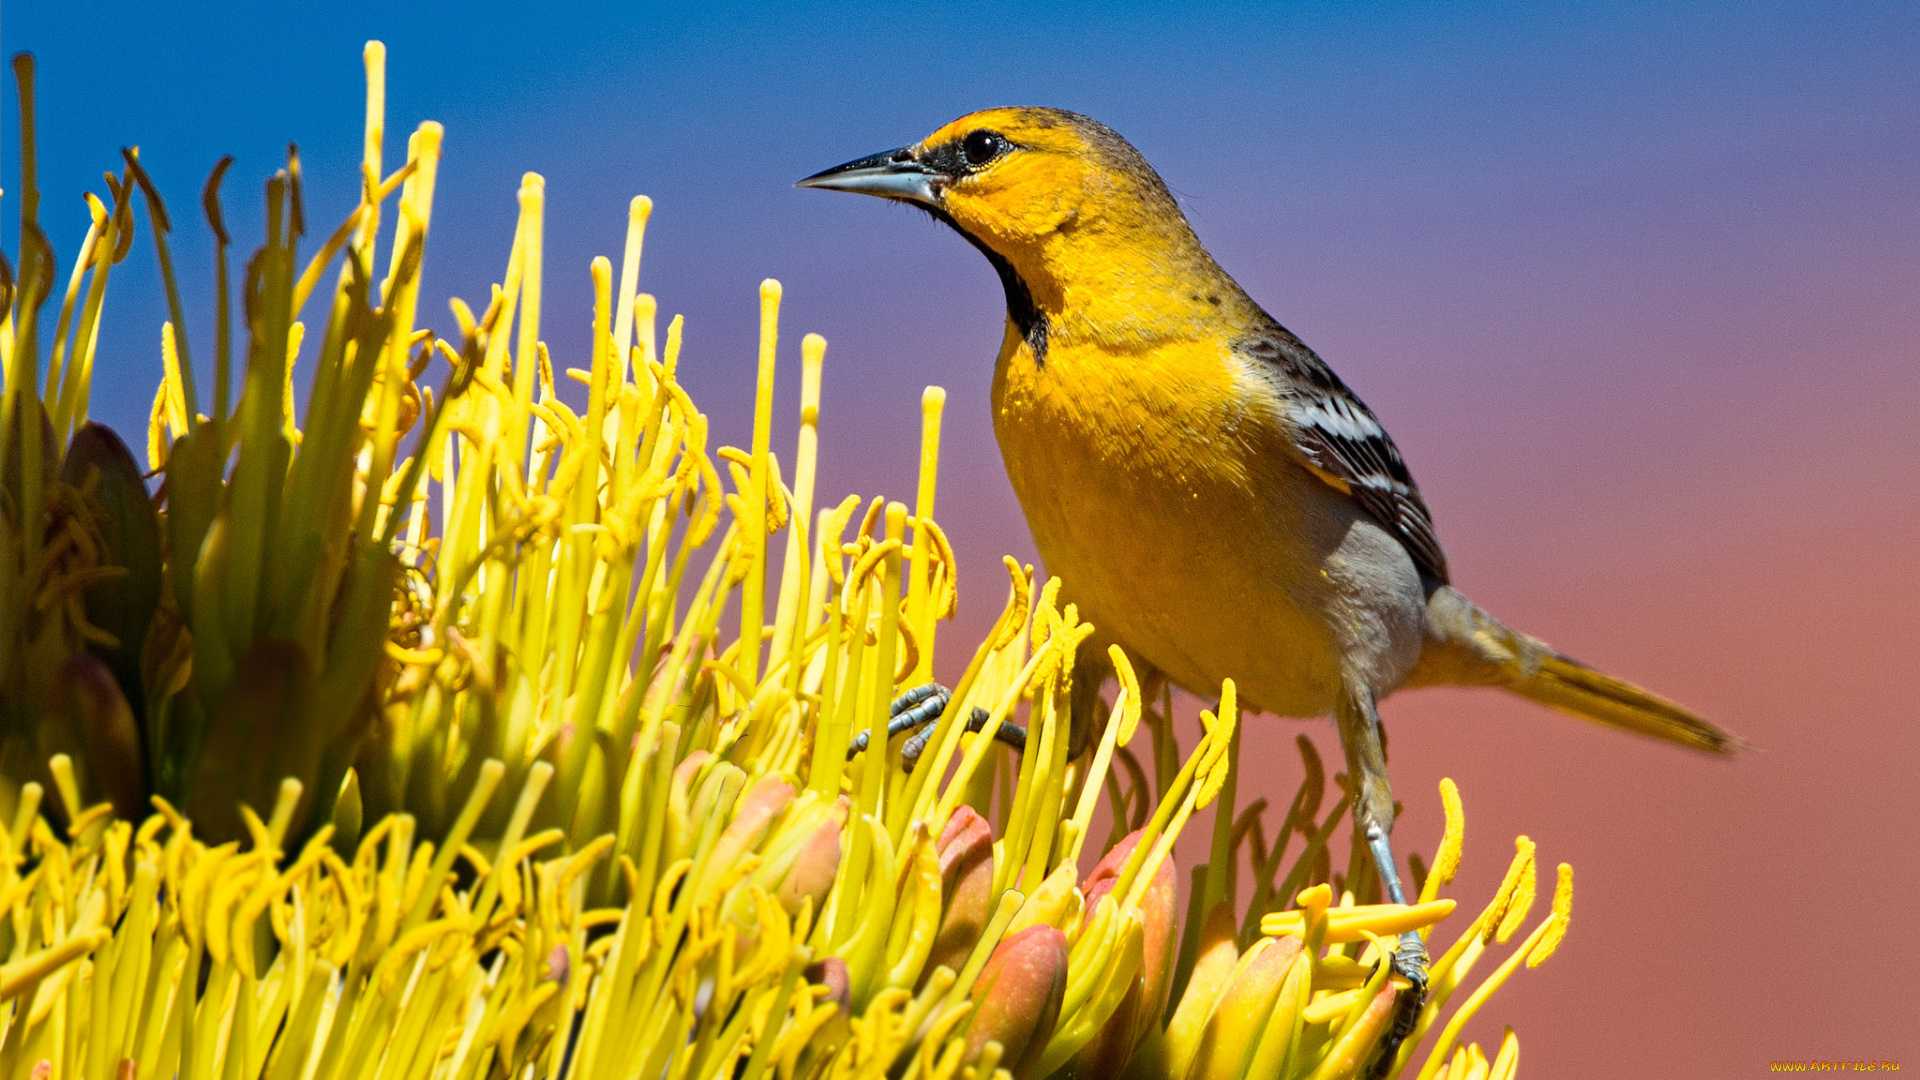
[
  {"left": 1157, "top": 901, "right": 1242, "bottom": 1080},
  {"left": 62, "top": 422, "right": 164, "bottom": 698},
  {"left": 775, "top": 797, "right": 845, "bottom": 917},
  {"left": 47, "top": 653, "right": 145, "bottom": 822},
  {"left": 1185, "top": 934, "right": 1305, "bottom": 1080}
]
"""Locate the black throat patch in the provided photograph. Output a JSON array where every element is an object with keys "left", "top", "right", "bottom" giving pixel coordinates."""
[{"left": 922, "top": 204, "right": 1050, "bottom": 367}]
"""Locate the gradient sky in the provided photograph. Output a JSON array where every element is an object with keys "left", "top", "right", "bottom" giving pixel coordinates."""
[{"left": 7, "top": 2, "right": 1918, "bottom": 1074}]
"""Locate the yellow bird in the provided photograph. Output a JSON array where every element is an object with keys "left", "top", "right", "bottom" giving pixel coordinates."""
[{"left": 800, "top": 108, "right": 1734, "bottom": 984}]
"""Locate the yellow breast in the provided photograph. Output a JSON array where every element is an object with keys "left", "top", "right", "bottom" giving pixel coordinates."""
[{"left": 989, "top": 326, "right": 1346, "bottom": 713}]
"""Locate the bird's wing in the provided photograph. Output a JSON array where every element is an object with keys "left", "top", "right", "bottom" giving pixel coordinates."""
[{"left": 1237, "top": 329, "right": 1451, "bottom": 584}]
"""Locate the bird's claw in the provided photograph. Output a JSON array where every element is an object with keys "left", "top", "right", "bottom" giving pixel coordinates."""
[
  {"left": 847, "top": 684, "right": 1024, "bottom": 772},
  {"left": 1360, "top": 931, "right": 1430, "bottom": 1080},
  {"left": 1389, "top": 930, "right": 1428, "bottom": 993}
]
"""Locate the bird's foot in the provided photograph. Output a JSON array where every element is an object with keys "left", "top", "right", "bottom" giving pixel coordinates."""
[
  {"left": 1363, "top": 931, "right": 1430, "bottom": 1080},
  {"left": 846, "top": 684, "right": 1025, "bottom": 772},
  {"left": 1388, "top": 929, "right": 1428, "bottom": 993}
]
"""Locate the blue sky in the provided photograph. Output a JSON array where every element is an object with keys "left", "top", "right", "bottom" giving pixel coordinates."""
[{"left": 12, "top": 1, "right": 1915, "bottom": 484}]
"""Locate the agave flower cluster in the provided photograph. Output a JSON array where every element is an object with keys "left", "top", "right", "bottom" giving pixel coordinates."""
[{"left": 1, "top": 44, "right": 1569, "bottom": 1080}]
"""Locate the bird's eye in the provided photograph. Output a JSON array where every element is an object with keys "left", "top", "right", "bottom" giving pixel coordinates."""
[{"left": 962, "top": 130, "right": 1006, "bottom": 167}]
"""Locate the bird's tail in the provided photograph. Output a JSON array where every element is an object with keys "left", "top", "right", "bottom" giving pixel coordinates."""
[{"left": 1408, "top": 586, "right": 1737, "bottom": 755}]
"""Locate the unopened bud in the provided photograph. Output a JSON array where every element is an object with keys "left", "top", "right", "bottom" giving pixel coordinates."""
[
  {"left": 48, "top": 653, "right": 144, "bottom": 822},
  {"left": 753, "top": 793, "right": 847, "bottom": 918},
  {"left": 966, "top": 924, "right": 1069, "bottom": 1078},
  {"left": 925, "top": 806, "right": 995, "bottom": 982},
  {"left": 666, "top": 750, "right": 711, "bottom": 865},
  {"left": 699, "top": 774, "right": 795, "bottom": 894},
  {"left": 1071, "top": 829, "right": 1177, "bottom": 1075},
  {"left": 1185, "top": 934, "right": 1305, "bottom": 1080},
  {"left": 1158, "top": 902, "right": 1243, "bottom": 1080},
  {"left": 803, "top": 956, "right": 851, "bottom": 1015},
  {"left": 777, "top": 805, "right": 844, "bottom": 916}
]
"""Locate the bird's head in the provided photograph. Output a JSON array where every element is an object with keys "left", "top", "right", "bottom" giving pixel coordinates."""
[
  {"left": 800, "top": 108, "right": 1228, "bottom": 343},
  {"left": 798, "top": 108, "right": 1167, "bottom": 249}
]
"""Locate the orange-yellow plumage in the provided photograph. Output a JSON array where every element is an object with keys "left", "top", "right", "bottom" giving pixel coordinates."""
[{"left": 800, "top": 106, "right": 1735, "bottom": 990}]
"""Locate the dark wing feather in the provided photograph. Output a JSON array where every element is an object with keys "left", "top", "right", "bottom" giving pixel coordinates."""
[{"left": 1237, "top": 327, "right": 1450, "bottom": 583}]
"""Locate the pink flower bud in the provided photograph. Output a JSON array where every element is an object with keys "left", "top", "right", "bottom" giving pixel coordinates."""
[
  {"left": 666, "top": 750, "right": 713, "bottom": 864},
  {"left": 644, "top": 632, "right": 709, "bottom": 717},
  {"left": 925, "top": 806, "right": 996, "bottom": 983},
  {"left": 776, "top": 802, "right": 845, "bottom": 916},
  {"left": 794, "top": 955, "right": 854, "bottom": 1077},
  {"left": 699, "top": 774, "right": 795, "bottom": 893},
  {"left": 1069, "top": 829, "right": 1177, "bottom": 1076},
  {"left": 966, "top": 924, "right": 1069, "bottom": 1078},
  {"left": 673, "top": 750, "right": 712, "bottom": 789},
  {"left": 804, "top": 956, "right": 851, "bottom": 1015}
]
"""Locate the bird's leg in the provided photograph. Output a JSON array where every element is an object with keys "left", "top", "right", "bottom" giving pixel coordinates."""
[
  {"left": 1067, "top": 645, "right": 1118, "bottom": 760},
  {"left": 846, "top": 684, "right": 1025, "bottom": 772},
  {"left": 1335, "top": 684, "right": 1428, "bottom": 1076},
  {"left": 1334, "top": 685, "right": 1426, "bottom": 980}
]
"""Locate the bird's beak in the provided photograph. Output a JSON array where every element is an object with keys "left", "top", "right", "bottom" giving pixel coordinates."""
[{"left": 796, "top": 146, "right": 939, "bottom": 206}]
